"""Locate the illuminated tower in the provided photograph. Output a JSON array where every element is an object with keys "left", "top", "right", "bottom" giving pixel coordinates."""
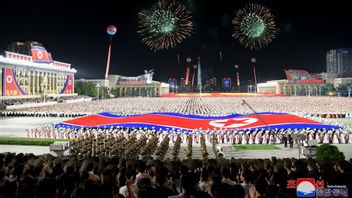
[{"left": 197, "top": 57, "right": 202, "bottom": 88}]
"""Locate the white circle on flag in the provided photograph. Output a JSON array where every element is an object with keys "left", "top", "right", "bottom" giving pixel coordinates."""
[
  {"left": 68, "top": 80, "right": 72, "bottom": 85},
  {"left": 209, "top": 117, "right": 258, "bottom": 128},
  {"left": 37, "top": 51, "right": 43, "bottom": 59},
  {"left": 6, "top": 75, "right": 13, "bottom": 83}
]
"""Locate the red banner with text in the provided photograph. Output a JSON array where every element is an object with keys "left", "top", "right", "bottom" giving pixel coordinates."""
[
  {"left": 60, "top": 75, "right": 73, "bottom": 94},
  {"left": 2, "top": 68, "right": 26, "bottom": 96}
]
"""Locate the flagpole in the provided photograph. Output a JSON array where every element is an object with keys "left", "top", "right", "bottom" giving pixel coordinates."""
[
  {"left": 105, "top": 36, "right": 112, "bottom": 80},
  {"left": 251, "top": 58, "right": 257, "bottom": 93},
  {"left": 242, "top": 100, "right": 281, "bottom": 139},
  {"left": 105, "top": 25, "right": 117, "bottom": 80}
]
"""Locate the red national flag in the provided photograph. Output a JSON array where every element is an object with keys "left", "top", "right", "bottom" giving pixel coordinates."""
[
  {"left": 31, "top": 46, "right": 50, "bottom": 63},
  {"left": 48, "top": 52, "right": 53, "bottom": 62}
]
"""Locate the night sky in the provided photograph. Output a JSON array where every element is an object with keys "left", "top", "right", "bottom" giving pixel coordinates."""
[{"left": 1, "top": 0, "right": 351, "bottom": 84}]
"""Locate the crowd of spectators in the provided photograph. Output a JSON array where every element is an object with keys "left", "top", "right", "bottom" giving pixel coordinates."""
[
  {"left": 0, "top": 152, "right": 351, "bottom": 198},
  {"left": 1, "top": 95, "right": 91, "bottom": 107},
  {"left": 2, "top": 97, "right": 352, "bottom": 117}
]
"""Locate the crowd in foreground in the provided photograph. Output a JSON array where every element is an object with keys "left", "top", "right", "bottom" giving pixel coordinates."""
[{"left": 0, "top": 151, "right": 351, "bottom": 198}]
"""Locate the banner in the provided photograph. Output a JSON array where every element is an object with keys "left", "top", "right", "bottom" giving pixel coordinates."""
[
  {"left": 57, "top": 112, "right": 340, "bottom": 131},
  {"left": 31, "top": 46, "right": 50, "bottom": 63},
  {"left": 60, "top": 75, "right": 73, "bottom": 94},
  {"left": 285, "top": 69, "right": 323, "bottom": 83},
  {"left": 2, "top": 68, "right": 26, "bottom": 96},
  {"left": 185, "top": 67, "right": 190, "bottom": 86},
  {"left": 223, "top": 78, "right": 231, "bottom": 88}
]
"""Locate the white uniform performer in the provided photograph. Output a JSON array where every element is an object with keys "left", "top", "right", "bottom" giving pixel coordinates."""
[
  {"left": 323, "top": 133, "right": 330, "bottom": 144},
  {"left": 242, "top": 133, "right": 248, "bottom": 144}
]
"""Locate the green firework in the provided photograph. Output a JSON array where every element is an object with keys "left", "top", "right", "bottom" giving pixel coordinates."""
[
  {"left": 233, "top": 4, "right": 278, "bottom": 50},
  {"left": 138, "top": 0, "right": 193, "bottom": 52},
  {"left": 148, "top": 10, "right": 177, "bottom": 34}
]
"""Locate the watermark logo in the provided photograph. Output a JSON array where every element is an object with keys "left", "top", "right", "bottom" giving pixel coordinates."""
[
  {"left": 296, "top": 178, "right": 315, "bottom": 197},
  {"left": 287, "top": 178, "right": 348, "bottom": 197}
]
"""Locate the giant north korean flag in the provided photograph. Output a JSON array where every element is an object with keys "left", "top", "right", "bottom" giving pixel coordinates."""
[{"left": 56, "top": 112, "right": 340, "bottom": 131}]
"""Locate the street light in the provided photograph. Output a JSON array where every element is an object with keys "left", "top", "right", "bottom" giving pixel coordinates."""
[
  {"left": 248, "top": 85, "right": 253, "bottom": 93},
  {"left": 96, "top": 83, "right": 100, "bottom": 100},
  {"left": 234, "top": 64, "right": 240, "bottom": 92}
]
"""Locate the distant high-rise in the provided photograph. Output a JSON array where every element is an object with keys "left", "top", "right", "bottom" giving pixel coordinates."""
[
  {"left": 7, "top": 41, "right": 44, "bottom": 55},
  {"left": 326, "top": 48, "right": 352, "bottom": 77}
]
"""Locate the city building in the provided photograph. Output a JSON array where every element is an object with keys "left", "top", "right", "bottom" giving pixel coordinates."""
[
  {"left": 76, "top": 79, "right": 109, "bottom": 87},
  {"left": 257, "top": 70, "right": 325, "bottom": 96},
  {"left": 317, "top": 72, "right": 338, "bottom": 84},
  {"left": 257, "top": 79, "right": 287, "bottom": 94},
  {"left": 334, "top": 77, "right": 352, "bottom": 88},
  {"left": 7, "top": 41, "right": 44, "bottom": 56},
  {"left": 108, "top": 71, "right": 169, "bottom": 97},
  {"left": 326, "top": 48, "right": 352, "bottom": 77},
  {"left": 0, "top": 41, "right": 76, "bottom": 97}
]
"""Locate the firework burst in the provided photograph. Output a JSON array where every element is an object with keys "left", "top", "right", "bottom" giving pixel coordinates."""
[
  {"left": 233, "top": 4, "right": 278, "bottom": 50},
  {"left": 138, "top": 0, "right": 193, "bottom": 52}
]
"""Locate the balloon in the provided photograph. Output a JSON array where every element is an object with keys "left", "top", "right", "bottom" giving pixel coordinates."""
[{"left": 107, "top": 25, "right": 117, "bottom": 36}]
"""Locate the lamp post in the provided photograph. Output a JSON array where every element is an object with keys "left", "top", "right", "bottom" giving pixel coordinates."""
[
  {"left": 248, "top": 85, "right": 253, "bottom": 93},
  {"left": 96, "top": 83, "right": 100, "bottom": 100},
  {"left": 348, "top": 86, "right": 352, "bottom": 98},
  {"left": 251, "top": 58, "right": 257, "bottom": 93},
  {"left": 192, "top": 65, "right": 197, "bottom": 92}
]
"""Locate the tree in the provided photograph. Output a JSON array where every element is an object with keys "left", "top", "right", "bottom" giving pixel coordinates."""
[
  {"left": 316, "top": 144, "right": 345, "bottom": 162},
  {"left": 74, "top": 81, "right": 97, "bottom": 97},
  {"left": 325, "top": 83, "right": 336, "bottom": 95},
  {"left": 75, "top": 81, "right": 83, "bottom": 95},
  {"left": 110, "top": 88, "right": 120, "bottom": 97},
  {"left": 99, "top": 86, "right": 110, "bottom": 99}
]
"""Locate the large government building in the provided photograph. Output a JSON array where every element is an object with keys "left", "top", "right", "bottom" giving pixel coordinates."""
[
  {"left": 1, "top": 41, "right": 76, "bottom": 97},
  {"left": 108, "top": 70, "right": 169, "bottom": 97},
  {"left": 76, "top": 70, "right": 170, "bottom": 97},
  {"left": 257, "top": 70, "right": 325, "bottom": 96}
]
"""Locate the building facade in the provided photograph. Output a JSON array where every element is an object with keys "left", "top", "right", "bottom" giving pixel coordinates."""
[
  {"left": 0, "top": 42, "right": 76, "bottom": 97},
  {"left": 108, "top": 73, "right": 169, "bottom": 97},
  {"left": 326, "top": 48, "right": 352, "bottom": 77},
  {"left": 334, "top": 78, "right": 352, "bottom": 88},
  {"left": 257, "top": 70, "right": 325, "bottom": 96},
  {"left": 76, "top": 79, "right": 109, "bottom": 87}
]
